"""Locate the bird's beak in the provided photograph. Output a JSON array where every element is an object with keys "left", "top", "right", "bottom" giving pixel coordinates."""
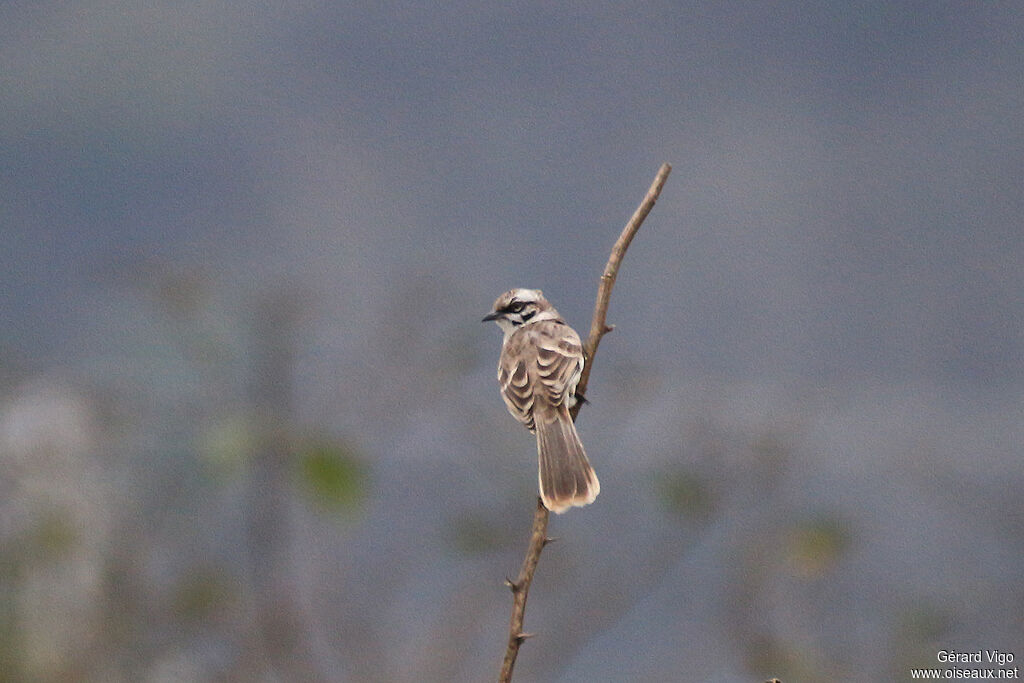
[{"left": 482, "top": 311, "right": 501, "bottom": 322}]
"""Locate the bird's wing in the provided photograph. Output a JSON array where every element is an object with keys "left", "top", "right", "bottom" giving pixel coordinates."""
[
  {"left": 504, "top": 321, "right": 584, "bottom": 423},
  {"left": 498, "top": 338, "right": 537, "bottom": 431},
  {"left": 534, "top": 322, "right": 584, "bottom": 412}
]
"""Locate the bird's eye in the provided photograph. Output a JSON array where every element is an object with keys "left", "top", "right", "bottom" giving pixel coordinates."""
[{"left": 509, "top": 302, "right": 525, "bottom": 313}]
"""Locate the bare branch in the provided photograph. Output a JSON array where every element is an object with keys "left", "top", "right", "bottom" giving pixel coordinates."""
[
  {"left": 499, "top": 497, "right": 549, "bottom": 682},
  {"left": 574, "top": 161, "right": 672, "bottom": 414},
  {"left": 499, "top": 163, "right": 672, "bottom": 681}
]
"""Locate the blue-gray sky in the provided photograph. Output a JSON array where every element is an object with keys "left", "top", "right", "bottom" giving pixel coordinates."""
[{"left": 3, "top": 1, "right": 1021, "bottom": 388}]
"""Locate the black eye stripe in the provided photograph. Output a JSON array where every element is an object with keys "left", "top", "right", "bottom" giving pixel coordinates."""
[{"left": 520, "top": 310, "right": 536, "bottom": 322}]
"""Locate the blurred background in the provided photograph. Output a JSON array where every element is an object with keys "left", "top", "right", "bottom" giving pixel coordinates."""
[{"left": 2, "top": 2, "right": 1022, "bottom": 681}]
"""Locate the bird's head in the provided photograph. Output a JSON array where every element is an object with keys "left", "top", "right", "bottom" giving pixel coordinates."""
[{"left": 482, "top": 288, "right": 559, "bottom": 336}]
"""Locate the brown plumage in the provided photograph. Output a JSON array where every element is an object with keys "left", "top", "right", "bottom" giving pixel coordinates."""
[{"left": 484, "top": 289, "right": 599, "bottom": 513}]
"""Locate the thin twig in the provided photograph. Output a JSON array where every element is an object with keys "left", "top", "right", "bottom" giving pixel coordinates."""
[
  {"left": 574, "top": 161, "right": 672, "bottom": 415},
  {"left": 498, "top": 162, "right": 672, "bottom": 682},
  {"left": 498, "top": 497, "right": 550, "bottom": 682}
]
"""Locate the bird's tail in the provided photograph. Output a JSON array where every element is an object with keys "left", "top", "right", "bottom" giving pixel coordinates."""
[{"left": 535, "top": 410, "right": 599, "bottom": 513}]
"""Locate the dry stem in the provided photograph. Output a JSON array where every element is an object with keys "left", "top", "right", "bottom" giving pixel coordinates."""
[{"left": 498, "top": 162, "right": 672, "bottom": 682}]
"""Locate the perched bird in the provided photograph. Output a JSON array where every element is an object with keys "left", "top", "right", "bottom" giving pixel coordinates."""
[{"left": 483, "top": 288, "right": 599, "bottom": 513}]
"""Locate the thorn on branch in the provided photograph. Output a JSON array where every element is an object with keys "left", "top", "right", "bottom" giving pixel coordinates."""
[
  {"left": 542, "top": 536, "right": 558, "bottom": 547},
  {"left": 603, "top": 324, "right": 615, "bottom": 334},
  {"left": 505, "top": 576, "right": 520, "bottom": 592},
  {"left": 515, "top": 632, "right": 535, "bottom": 643}
]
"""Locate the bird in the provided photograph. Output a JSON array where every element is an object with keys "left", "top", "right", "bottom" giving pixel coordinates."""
[{"left": 483, "top": 288, "right": 599, "bottom": 513}]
